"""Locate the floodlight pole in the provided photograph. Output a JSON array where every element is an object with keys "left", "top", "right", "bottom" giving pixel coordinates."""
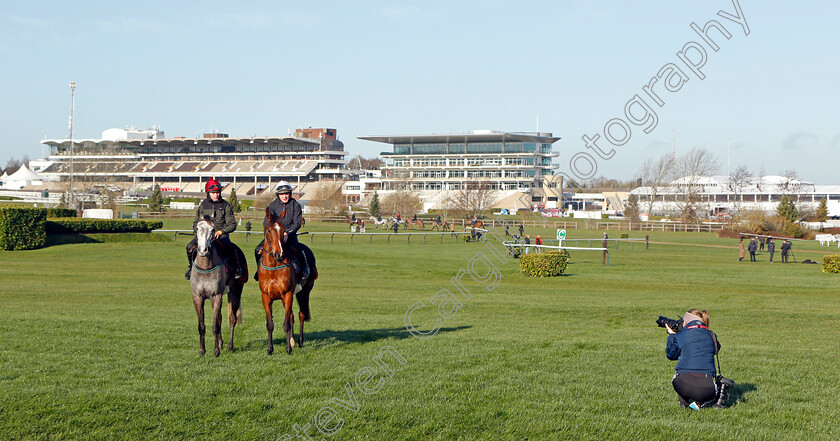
[{"left": 68, "top": 81, "right": 76, "bottom": 211}]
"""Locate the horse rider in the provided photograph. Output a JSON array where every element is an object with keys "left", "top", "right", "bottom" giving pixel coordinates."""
[
  {"left": 377, "top": 213, "right": 382, "bottom": 222},
  {"left": 412, "top": 213, "right": 417, "bottom": 223},
  {"left": 351, "top": 213, "right": 356, "bottom": 223},
  {"left": 472, "top": 214, "right": 478, "bottom": 227},
  {"left": 185, "top": 179, "right": 243, "bottom": 280},
  {"left": 396, "top": 212, "right": 401, "bottom": 222},
  {"left": 254, "top": 181, "right": 310, "bottom": 281},
  {"left": 436, "top": 214, "right": 441, "bottom": 226}
]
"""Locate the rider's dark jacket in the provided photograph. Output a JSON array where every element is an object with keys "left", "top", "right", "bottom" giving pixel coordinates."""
[
  {"left": 265, "top": 197, "right": 303, "bottom": 245},
  {"left": 193, "top": 197, "right": 236, "bottom": 236}
]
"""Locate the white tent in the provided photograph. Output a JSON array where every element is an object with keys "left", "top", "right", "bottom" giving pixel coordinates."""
[{"left": 0, "top": 164, "right": 51, "bottom": 190}]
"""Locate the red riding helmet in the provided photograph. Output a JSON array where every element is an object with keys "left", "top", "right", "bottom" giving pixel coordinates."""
[{"left": 205, "top": 179, "right": 222, "bottom": 192}]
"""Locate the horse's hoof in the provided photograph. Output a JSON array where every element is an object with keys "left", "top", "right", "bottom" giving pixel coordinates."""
[
  {"left": 286, "top": 346, "right": 293, "bottom": 355},
  {"left": 199, "top": 349, "right": 205, "bottom": 356},
  {"left": 227, "top": 345, "right": 234, "bottom": 351},
  {"left": 267, "top": 348, "right": 273, "bottom": 355},
  {"left": 214, "top": 349, "right": 220, "bottom": 357}
]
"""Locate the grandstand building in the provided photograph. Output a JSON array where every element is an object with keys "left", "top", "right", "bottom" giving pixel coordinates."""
[
  {"left": 361, "top": 130, "right": 560, "bottom": 191},
  {"left": 39, "top": 127, "right": 348, "bottom": 195},
  {"left": 629, "top": 175, "right": 840, "bottom": 217},
  {"left": 359, "top": 130, "right": 562, "bottom": 211}
]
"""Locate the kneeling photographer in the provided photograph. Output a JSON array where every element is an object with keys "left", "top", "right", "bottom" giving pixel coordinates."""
[{"left": 660, "top": 309, "right": 732, "bottom": 409}]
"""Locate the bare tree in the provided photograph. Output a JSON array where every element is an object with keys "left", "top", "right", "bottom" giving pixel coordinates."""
[
  {"left": 447, "top": 181, "right": 498, "bottom": 218},
  {"left": 636, "top": 153, "right": 675, "bottom": 216},
  {"left": 307, "top": 182, "right": 344, "bottom": 216},
  {"left": 726, "top": 165, "right": 753, "bottom": 216},
  {"left": 348, "top": 155, "right": 384, "bottom": 170},
  {"left": 671, "top": 147, "right": 720, "bottom": 221},
  {"left": 382, "top": 188, "right": 422, "bottom": 217},
  {"left": 2, "top": 155, "right": 29, "bottom": 175}
]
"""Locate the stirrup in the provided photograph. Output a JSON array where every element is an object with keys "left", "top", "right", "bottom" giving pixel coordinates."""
[{"left": 185, "top": 268, "right": 191, "bottom": 280}]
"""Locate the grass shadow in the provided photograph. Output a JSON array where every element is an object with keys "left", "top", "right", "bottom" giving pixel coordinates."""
[
  {"left": 240, "top": 326, "right": 472, "bottom": 351},
  {"left": 727, "top": 382, "right": 758, "bottom": 407},
  {"left": 44, "top": 233, "right": 102, "bottom": 246}
]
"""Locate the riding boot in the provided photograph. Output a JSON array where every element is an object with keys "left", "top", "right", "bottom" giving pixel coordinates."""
[
  {"left": 228, "top": 248, "right": 243, "bottom": 280},
  {"left": 297, "top": 249, "right": 310, "bottom": 282},
  {"left": 254, "top": 243, "right": 262, "bottom": 281}
]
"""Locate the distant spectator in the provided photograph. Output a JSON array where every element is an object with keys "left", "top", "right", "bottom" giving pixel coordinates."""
[
  {"left": 781, "top": 240, "right": 792, "bottom": 263},
  {"left": 392, "top": 220, "right": 399, "bottom": 233},
  {"left": 759, "top": 235, "right": 765, "bottom": 252},
  {"left": 748, "top": 239, "right": 757, "bottom": 262},
  {"left": 504, "top": 223, "right": 510, "bottom": 236},
  {"left": 524, "top": 234, "right": 531, "bottom": 255},
  {"left": 518, "top": 224, "right": 524, "bottom": 236},
  {"left": 535, "top": 235, "right": 543, "bottom": 253},
  {"left": 738, "top": 239, "right": 746, "bottom": 262},
  {"left": 767, "top": 238, "right": 775, "bottom": 263}
]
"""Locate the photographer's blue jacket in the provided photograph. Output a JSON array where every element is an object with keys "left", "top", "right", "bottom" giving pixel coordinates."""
[{"left": 666, "top": 320, "right": 720, "bottom": 376}]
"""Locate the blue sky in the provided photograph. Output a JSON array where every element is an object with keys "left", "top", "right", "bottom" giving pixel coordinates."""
[{"left": 1, "top": 1, "right": 837, "bottom": 182}]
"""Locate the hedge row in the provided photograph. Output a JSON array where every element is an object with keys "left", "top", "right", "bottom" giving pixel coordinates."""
[
  {"left": 47, "top": 208, "right": 77, "bottom": 218},
  {"left": 520, "top": 250, "right": 570, "bottom": 277},
  {"left": 0, "top": 208, "right": 47, "bottom": 250},
  {"left": 45, "top": 218, "right": 163, "bottom": 234},
  {"left": 823, "top": 255, "right": 840, "bottom": 274}
]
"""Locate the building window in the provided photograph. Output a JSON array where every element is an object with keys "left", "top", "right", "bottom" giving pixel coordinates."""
[
  {"left": 448, "top": 143, "right": 465, "bottom": 154},
  {"left": 467, "top": 142, "right": 503, "bottom": 154},
  {"left": 414, "top": 143, "right": 447, "bottom": 154}
]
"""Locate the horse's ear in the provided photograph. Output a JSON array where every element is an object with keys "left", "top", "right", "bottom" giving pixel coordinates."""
[{"left": 265, "top": 207, "right": 272, "bottom": 222}]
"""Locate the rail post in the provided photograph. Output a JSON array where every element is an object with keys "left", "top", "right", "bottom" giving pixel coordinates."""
[{"left": 645, "top": 235, "right": 649, "bottom": 250}]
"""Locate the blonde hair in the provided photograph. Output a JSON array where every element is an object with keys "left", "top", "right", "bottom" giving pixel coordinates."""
[{"left": 688, "top": 309, "right": 710, "bottom": 326}]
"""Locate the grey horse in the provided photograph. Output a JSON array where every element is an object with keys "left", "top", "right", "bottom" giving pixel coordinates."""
[{"left": 190, "top": 216, "right": 246, "bottom": 356}]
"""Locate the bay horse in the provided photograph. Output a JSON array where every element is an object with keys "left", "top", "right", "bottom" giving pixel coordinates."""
[
  {"left": 258, "top": 207, "right": 315, "bottom": 355},
  {"left": 189, "top": 216, "right": 246, "bottom": 356},
  {"left": 408, "top": 218, "right": 424, "bottom": 229}
]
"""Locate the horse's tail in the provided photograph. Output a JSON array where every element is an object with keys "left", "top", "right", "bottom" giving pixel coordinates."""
[
  {"left": 228, "top": 286, "right": 243, "bottom": 325},
  {"left": 296, "top": 288, "right": 311, "bottom": 322}
]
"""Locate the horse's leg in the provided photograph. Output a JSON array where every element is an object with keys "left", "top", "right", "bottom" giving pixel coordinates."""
[
  {"left": 227, "top": 286, "right": 242, "bottom": 351},
  {"left": 211, "top": 294, "right": 223, "bottom": 357},
  {"left": 283, "top": 291, "right": 295, "bottom": 354},
  {"left": 193, "top": 294, "right": 206, "bottom": 356},
  {"left": 296, "top": 280, "right": 313, "bottom": 348},
  {"left": 263, "top": 294, "right": 274, "bottom": 355}
]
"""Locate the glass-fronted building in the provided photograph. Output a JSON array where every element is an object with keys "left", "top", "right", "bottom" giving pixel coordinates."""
[{"left": 360, "top": 130, "right": 559, "bottom": 191}]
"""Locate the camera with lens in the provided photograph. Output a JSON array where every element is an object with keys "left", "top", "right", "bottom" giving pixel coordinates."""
[
  {"left": 656, "top": 316, "right": 684, "bottom": 332},
  {"left": 713, "top": 375, "right": 735, "bottom": 408}
]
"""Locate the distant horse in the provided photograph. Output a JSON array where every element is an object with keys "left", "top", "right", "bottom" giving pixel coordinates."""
[
  {"left": 471, "top": 220, "right": 484, "bottom": 229},
  {"left": 258, "top": 208, "right": 316, "bottom": 355},
  {"left": 432, "top": 220, "right": 455, "bottom": 232},
  {"left": 189, "top": 216, "right": 247, "bottom": 356},
  {"left": 369, "top": 216, "right": 387, "bottom": 229},
  {"left": 407, "top": 218, "right": 424, "bottom": 229},
  {"left": 345, "top": 215, "right": 360, "bottom": 225}
]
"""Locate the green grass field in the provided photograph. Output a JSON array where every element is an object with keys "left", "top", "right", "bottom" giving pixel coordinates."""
[{"left": 1, "top": 220, "right": 839, "bottom": 440}]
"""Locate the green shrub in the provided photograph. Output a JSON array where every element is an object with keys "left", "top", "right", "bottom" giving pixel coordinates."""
[
  {"left": 45, "top": 218, "right": 163, "bottom": 234},
  {"left": 0, "top": 207, "right": 47, "bottom": 250},
  {"left": 620, "top": 233, "right": 629, "bottom": 239},
  {"left": 823, "top": 255, "right": 840, "bottom": 274},
  {"left": 601, "top": 213, "right": 609, "bottom": 219},
  {"left": 46, "top": 208, "right": 77, "bottom": 218},
  {"left": 520, "top": 250, "right": 570, "bottom": 277}
]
